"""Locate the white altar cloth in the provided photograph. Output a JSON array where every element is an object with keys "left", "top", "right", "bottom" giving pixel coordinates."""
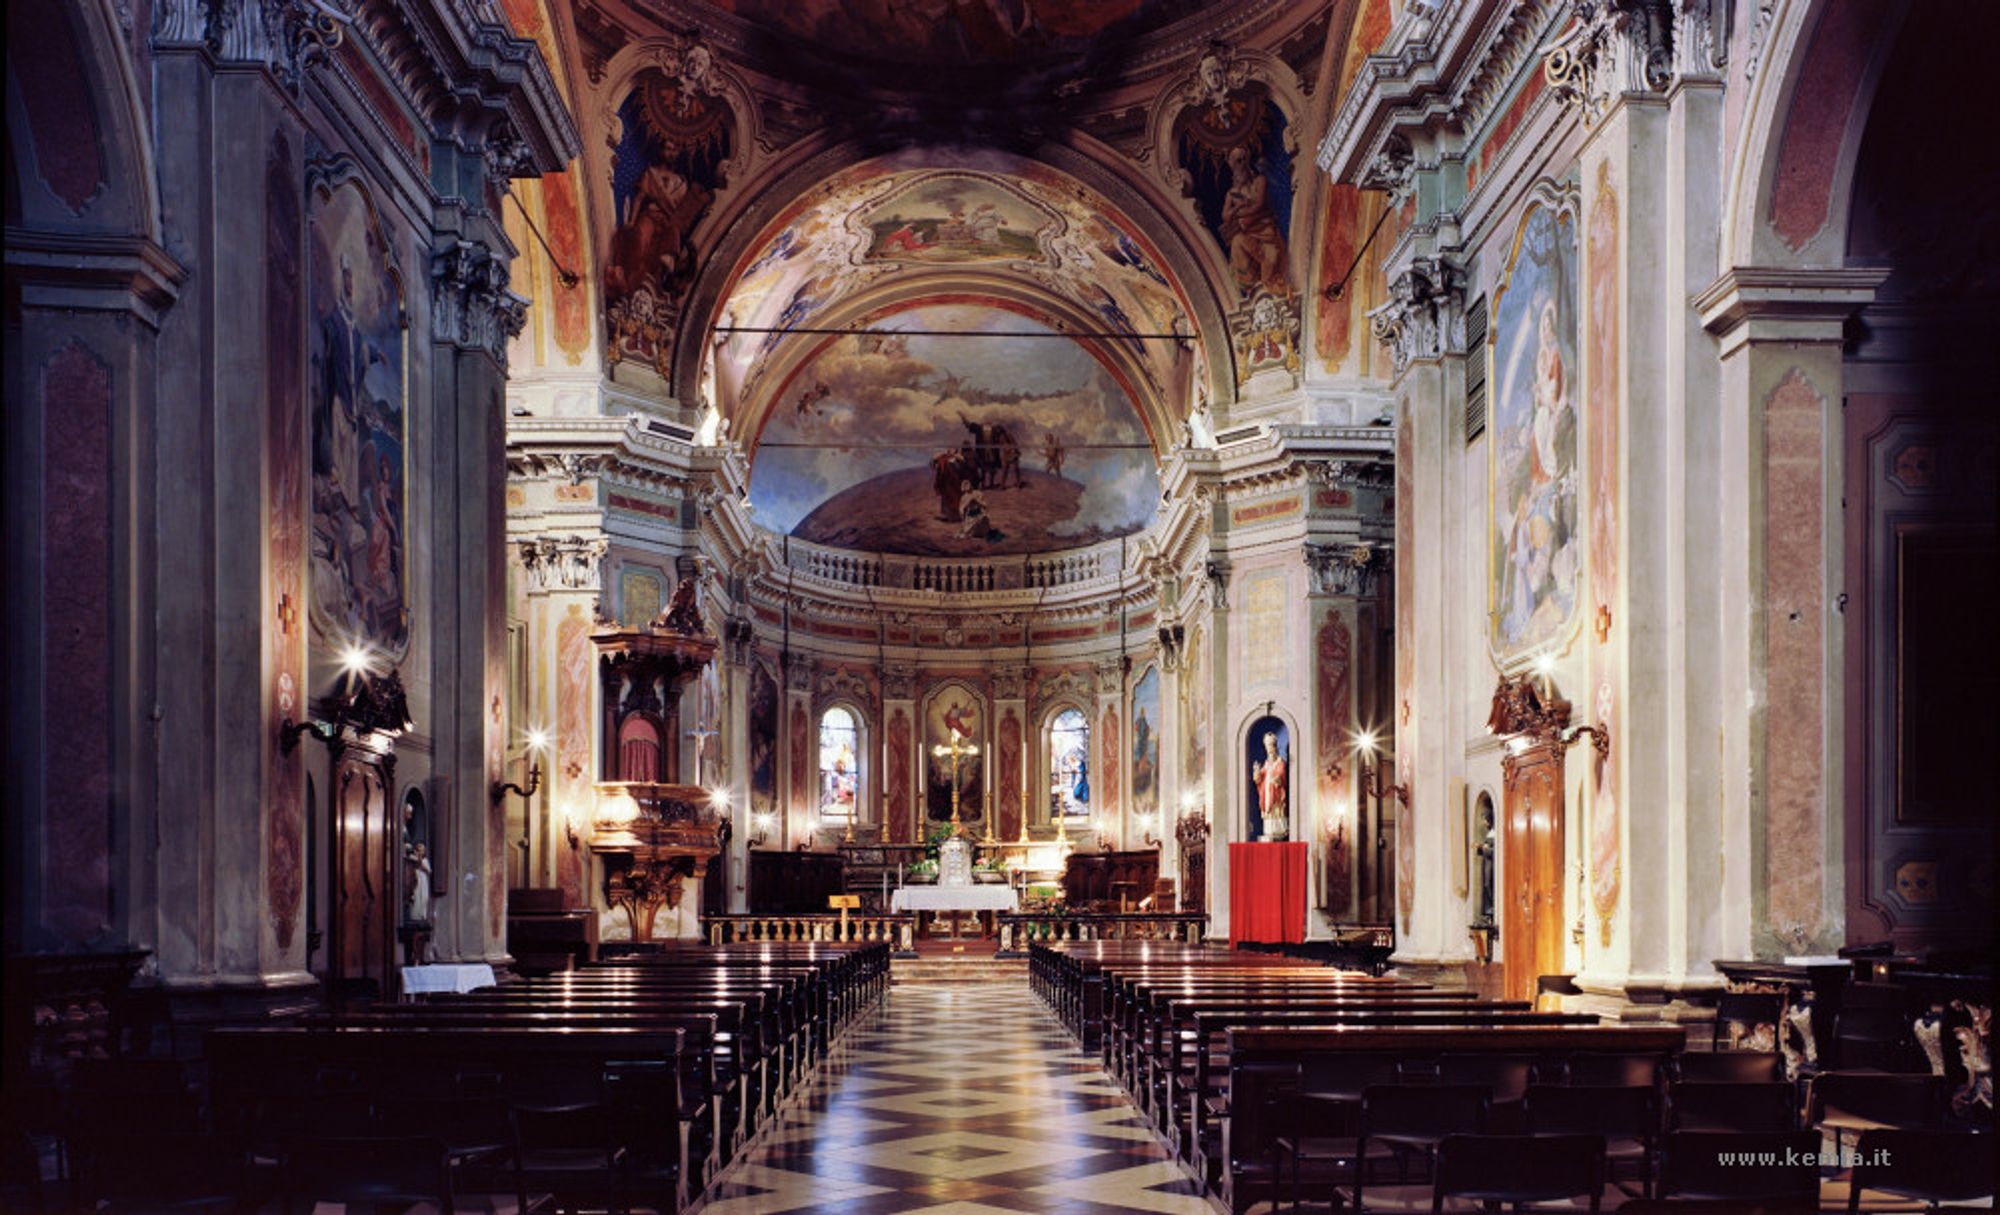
[
  {"left": 890, "top": 886, "right": 1019, "bottom": 913},
  {"left": 400, "top": 963, "right": 496, "bottom": 995}
]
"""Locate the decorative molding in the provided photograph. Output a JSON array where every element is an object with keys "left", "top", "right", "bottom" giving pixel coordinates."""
[
  {"left": 881, "top": 664, "right": 918, "bottom": 701},
  {"left": 431, "top": 239, "right": 526, "bottom": 369},
  {"left": 1032, "top": 669, "right": 1095, "bottom": 719},
  {"left": 517, "top": 535, "right": 608, "bottom": 592},
  {"left": 1202, "top": 558, "right": 1232, "bottom": 609},
  {"left": 1367, "top": 256, "right": 1465, "bottom": 375},
  {"left": 1359, "top": 134, "right": 1415, "bottom": 205},
  {"left": 990, "top": 666, "right": 1026, "bottom": 701},
  {"left": 1540, "top": 0, "right": 1674, "bottom": 124},
  {"left": 815, "top": 666, "right": 875, "bottom": 712},
  {"left": 156, "top": 0, "right": 348, "bottom": 92}
]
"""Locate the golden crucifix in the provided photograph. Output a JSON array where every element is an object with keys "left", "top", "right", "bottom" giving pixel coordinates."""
[{"left": 931, "top": 734, "right": 980, "bottom": 837}]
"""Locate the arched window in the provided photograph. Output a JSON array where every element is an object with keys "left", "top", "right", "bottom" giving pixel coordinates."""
[
  {"left": 1049, "top": 708, "right": 1090, "bottom": 822},
  {"left": 818, "top": 707, "right": 859, "bottom": 821}
]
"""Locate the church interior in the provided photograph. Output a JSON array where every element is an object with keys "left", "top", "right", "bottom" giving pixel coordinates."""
[{"left": 5, "top": 0, "right": 1996, "bottom": 1209}]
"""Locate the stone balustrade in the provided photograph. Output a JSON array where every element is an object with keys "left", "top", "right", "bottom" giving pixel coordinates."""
[
  {"left": 994, "top": 911, "right": 1207, "bottom": 956},
  {"left": 704, "top": 912, "right": 917, "bottom": 954}
]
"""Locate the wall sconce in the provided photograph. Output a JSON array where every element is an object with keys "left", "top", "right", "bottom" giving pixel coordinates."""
[
  {"left": 1351, "top": 728, "right": 1411, "bottom": 806},
  {"left": 280, "top": 648, "right": 413, "bottom": 753},
  {"left": 492, "top": 727, "right": 548, "bottom": 804},
  {"left": 1562, "top": 722, "right": 1612, "bottom": 764},
  {"left": 1138, "top": 812, "right": 1161, "bottom": 847},
  {"left": 749, "top": 812, "right": 773, "bottom": 847},
  {"left": 279, "top": 717, "right": 337, "bottom": 753}
]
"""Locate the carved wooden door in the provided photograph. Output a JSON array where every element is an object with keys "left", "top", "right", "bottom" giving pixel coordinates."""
[
  {"left": 1501, "top": 750, "right": 1565, "bottom": 1002},
  {"left": 332, "top": 754, "right": 396, "bottom": 999}
]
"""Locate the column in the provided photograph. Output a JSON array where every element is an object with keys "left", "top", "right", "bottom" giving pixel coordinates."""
[
  {"left": 1200, "top": 557, "right": 1232, "bottom": 935},
  {"left": 1698, "top": 269, "right": 1884, "bottom": 961}
]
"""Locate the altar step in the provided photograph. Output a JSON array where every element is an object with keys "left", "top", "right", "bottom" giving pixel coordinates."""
[{"left": 891, "top": 953, "right": 1029, "bottom": 985}]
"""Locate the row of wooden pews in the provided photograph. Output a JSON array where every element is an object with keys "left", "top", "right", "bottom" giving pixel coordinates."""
[
  {"left": 1030, "top": 941, "right": 1685, "bottom": 1213},
  {"left": 184, "top": 942, "right": 889, "bottom": 1213}
]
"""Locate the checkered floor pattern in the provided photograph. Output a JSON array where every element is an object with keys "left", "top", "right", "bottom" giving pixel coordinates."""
[{"left": 698, "top": 982, "right": 1213, "bottom": 1215}]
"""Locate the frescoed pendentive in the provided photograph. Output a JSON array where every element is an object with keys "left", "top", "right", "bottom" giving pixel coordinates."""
[
  {"left": 603, "top": 63, "right": 732, "bottom": 377},
  {"left": 748, "top": 302, "right": 1159, "bottom": 557},
  {"left": 307, "top": 176, "right": 408, "bottom": 656},
  {"left": 1489, "top": 200, "right": 1581, "bottom": 658}
]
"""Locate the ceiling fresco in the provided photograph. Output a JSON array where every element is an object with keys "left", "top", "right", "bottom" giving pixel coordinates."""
[
  {"left": 687, "top": 0, "right": 1209, "bottom": 67},
  {"left": 706, "top": 149, "right": 1201, "bottom": 437},
  {"left": 745, "top": 302, "right": 1161, "bottom": 557}
]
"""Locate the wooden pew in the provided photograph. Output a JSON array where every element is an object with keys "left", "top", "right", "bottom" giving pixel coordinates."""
[{"left": 1217, "top": 1023, "right": 1687, "bottom": 1214}]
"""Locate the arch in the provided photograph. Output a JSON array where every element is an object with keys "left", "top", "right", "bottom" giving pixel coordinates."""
[
  {"left": 1236, "top": 706, "right": 1300, "bottom": 843},
  {"left": 1723, "top": 0, "right": 1911, "bottom": 271},
  {"left": 676, "top": 141, "right": 1237, "bottom": 415},
  {"left": 3, "top": 0, "right": 159, "bottom": 238}
]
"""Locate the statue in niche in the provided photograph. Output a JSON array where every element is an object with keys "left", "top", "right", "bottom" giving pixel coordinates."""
[
  {"left": 1252, "top": 728, "right": 1289, "bottom": 841},
  {"left": 1473, "top": 799, "right": 1496, "bottom": 928}
]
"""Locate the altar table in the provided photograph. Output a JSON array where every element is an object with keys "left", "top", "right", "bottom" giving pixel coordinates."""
[
  {"left": 891, "top": 885, "right": 1020, "bottom": 940},
  {"left": 399, "top": 962, "right": 497, "bottom": 996},
  {"left": 890, "top": 886, "right": 1020, "bottom": 913}
]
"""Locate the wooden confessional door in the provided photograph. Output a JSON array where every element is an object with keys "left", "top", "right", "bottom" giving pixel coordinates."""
[
  {"left": 1501, "top": 750, "right": 1566, "bottom": 1003},
  {"left": 332, "top": 753, "right": 397, "bottom": 1000}
]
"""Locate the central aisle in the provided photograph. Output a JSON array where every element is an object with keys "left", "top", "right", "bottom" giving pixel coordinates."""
[{"left": 701, "top": 981, "right": 1214, "bottom": 1215}]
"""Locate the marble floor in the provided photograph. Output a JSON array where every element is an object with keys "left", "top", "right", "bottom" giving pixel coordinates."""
[{"left": 699, "top": 982, "right": 1214, "bottom": 1215}]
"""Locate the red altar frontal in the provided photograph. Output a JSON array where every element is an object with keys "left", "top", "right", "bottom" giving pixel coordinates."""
[{"left": 1228, "top": 841, "right": 1309, "bottom": 945}]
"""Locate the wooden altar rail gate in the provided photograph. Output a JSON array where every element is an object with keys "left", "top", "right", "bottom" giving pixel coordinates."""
[
  {"left": 704, "top": 913, "right": 917, "bottom": 955},
  {"left": 996, "top": 911, "right": 1208, "bottom": 956}
]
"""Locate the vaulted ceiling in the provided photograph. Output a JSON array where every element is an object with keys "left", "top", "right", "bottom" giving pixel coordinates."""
[{"left": 500, "top": 0, "right": 1394, "bottom": 555}]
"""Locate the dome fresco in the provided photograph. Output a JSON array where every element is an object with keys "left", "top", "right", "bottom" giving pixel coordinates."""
[{"left": 746, "top": 302, "right": 1160, "bottom": 556}]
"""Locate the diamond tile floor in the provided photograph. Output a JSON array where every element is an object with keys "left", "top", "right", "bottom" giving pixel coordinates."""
[{"left": 697, "top": 982, "right": 1215, "bottom": 1215}]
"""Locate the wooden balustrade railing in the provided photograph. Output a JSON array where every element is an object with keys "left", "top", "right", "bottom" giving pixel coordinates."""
[
  {"left": 995, "top": 911, "right": 1207, "bottom": 956},
  {"left": 703, "top": 913, "right": 917, "bottom": 954}
]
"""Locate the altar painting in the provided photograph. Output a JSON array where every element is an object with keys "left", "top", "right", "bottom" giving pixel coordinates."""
[
  {"left": 1489, "top": 201, "right": 1580, "bottom": 658},
  {"left": 749, "top": 662, "right": 778, "bottom": 815},
  {"left": 1130, "top": 666, "right": 1160, "bottom": 818},
  {"left": 923, "top": 686, "right": 984, "bottom": 823},
  {"left": 308, "top": 178, "right": 407, "bottom": 654}
]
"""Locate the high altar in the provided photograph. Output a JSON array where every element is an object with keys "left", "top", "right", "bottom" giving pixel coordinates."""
[{"left": 890, "top": 836, "right": 1018, "bottom": 935}]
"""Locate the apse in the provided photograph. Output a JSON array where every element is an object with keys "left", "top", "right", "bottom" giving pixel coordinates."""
[{"left": 745, "top": 301, "right": 1161, "bottom": 556}]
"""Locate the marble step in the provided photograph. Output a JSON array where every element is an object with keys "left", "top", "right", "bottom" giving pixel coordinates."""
[{"left": 891, "top": 956, "right": 1029, "bottom": 984}]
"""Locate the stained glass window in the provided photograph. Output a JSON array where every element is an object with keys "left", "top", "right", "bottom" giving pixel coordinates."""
[
  {"left": 818, "top": 706, "right": 859, "bottom": 819},
  {"left": 1049, "top": 708, "right": 1090, "bottom": 821}
]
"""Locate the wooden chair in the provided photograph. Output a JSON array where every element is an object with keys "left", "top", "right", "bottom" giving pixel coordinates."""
[
  {"left": 69, "top": 1131, "right": 245, "bottom": 1213},
  {"left": 1675, "top": 1050, "right": 1784, "bottom": 1084},
  {"left": 1525, "top": 1083, "right": 1658, "bottom": 1198},
  {"left": 1668, "top": 1081, "right": 1797, "bottom": 1133},
  {"left": 1658, "top": 1130, "right": 1820, "bottom": 1204},
  {"left": 278, "top": 1134, "right": 454, "bottom": 1214},
  {"left": 1436, "top": 1053, "right": 1538, "bottom": 1130},
  {"left": 1712, "top": 992, "right": 1784, "bottom": 1052},
  {"left": 512, "top": 1101, "right": 629, "bottom": 1215},
  {"left": 1845, "top": 1128, "right": 1996, "bottom": 1213},
  {"left": 1345, "top": 1083, "right": 1489, "bottom": 1214},
  {"left": 1563, "top": 1051, "right": 1664, "bottom": 1087},
  {"left": 1431, "top": 1132, "right": 1605, "bottom": 1212},
  {"left": 1808, "top": 1070, "right": 1941, "bottom": 1157}
]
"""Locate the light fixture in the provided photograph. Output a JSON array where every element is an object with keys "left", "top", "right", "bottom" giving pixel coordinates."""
[
  {"left": 595, "top": 785, "right": 643, "bottom": 847},
  {"left": 493, "top": 728, "right": 547, "bottom": 804},
  {"left": 1139, "top": 812, "right": 1161, "bottom": 847},
  {"left": 749, "top": 812, "right": 774, "bottom": 847},
  {"left": 1353, "top": 728, "right": 1379, "bottom": 755}
]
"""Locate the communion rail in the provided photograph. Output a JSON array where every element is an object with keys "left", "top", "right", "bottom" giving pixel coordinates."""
[
  {"left": 703, "top": 912, "right": 917, "bottom": 954},
  {"left": 995, "top": 911, "right": 1207, "bottom": 956}
]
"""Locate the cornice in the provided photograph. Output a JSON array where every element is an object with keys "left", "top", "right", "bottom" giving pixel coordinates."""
[{"left": 1694, "top": 265, "right": 1889, "bottom": 356}]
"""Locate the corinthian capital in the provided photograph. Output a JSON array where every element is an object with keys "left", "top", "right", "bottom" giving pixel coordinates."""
[
  {"left": 432, "top": 240, "right": 526, "bottom": 370},
  {"left": 1366, "top": 257, "right": 1464, "bottom": 376}
]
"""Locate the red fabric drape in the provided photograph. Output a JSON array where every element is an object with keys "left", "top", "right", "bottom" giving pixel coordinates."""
[{"left": 1229, "top": 841, "right": 1308, "bottom": 945}]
